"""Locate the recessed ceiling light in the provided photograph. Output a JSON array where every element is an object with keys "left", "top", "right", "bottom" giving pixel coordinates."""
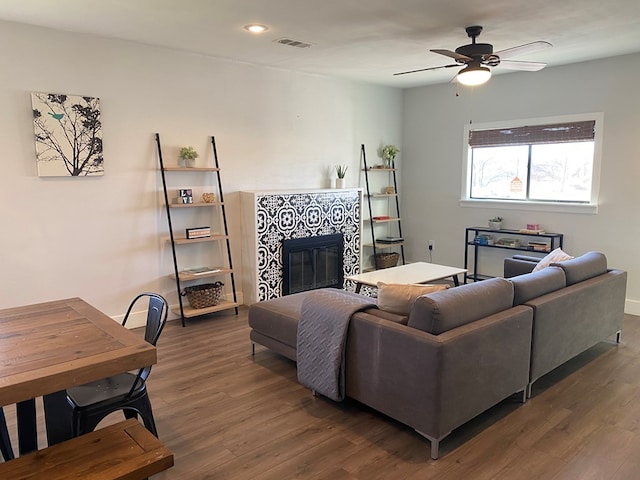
[{"left": 244, "top": 24, "right": 269, "bottom": 34}]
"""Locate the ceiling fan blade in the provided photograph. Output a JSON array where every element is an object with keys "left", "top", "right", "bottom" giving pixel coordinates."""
[
  {"left": 430, "top": 49, "right": 472, "bottom": 62},
  {"left": 393, "top": 64, "right": 459, "bottom": 76},
  {"left": 494, "top": 41, "right": 552, "bottom": 59},
  {"left": 498, "top": 60, "right": 547, "bottom": 71}
]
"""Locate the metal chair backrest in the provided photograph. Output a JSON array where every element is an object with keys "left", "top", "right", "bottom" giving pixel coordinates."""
[{"left": 121, "top": 293, "right": 168, "bottom": 396}]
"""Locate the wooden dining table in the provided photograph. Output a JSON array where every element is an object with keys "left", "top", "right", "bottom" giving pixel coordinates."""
[{"left": 0, "top": 297, "right": 157, "bottom": 455}]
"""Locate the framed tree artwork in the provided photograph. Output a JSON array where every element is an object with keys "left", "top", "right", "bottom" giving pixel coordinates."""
[{"left": 31, "top": 92, "right": 104, "bottom": 177}]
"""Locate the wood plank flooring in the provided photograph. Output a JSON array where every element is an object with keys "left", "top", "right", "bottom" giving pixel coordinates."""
[{"left": 3, "top": 309, "right": 640, "bottom": 479}]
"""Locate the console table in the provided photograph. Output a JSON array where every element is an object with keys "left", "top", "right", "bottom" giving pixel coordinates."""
[{"left": 464, "top": 227, "right": 564, "bottom": 282}]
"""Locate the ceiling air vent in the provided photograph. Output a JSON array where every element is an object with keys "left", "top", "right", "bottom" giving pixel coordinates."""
[{"left": 274, "top": 38, "right": 312, "bottom": 49}]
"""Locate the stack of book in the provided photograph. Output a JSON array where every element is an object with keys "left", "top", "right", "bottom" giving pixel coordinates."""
[
  {"left": 528, "top": 241, "right": 550, "bottom": 252},
  {"left": 377, "top": 236, "right": 404, "bottom": 244},
  {"left": 180, "top": 266, "right": 221, "bottom": 276},
  {"left": 186, "top": 226, "right": 211, "bottom": 239},
  {"left": 496, "top": 238, "right": 520, "bottom": 247},
  {"left": 519, "top": 228, "right": 545, "bottom": 234}
]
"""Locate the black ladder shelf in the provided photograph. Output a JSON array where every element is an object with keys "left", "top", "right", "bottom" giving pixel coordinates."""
[
  {"left": 361, "top": 144, "right": 405, "bottom": 270},
  {"left": 156, "top": 133, "right": 239, "bottom": 326}
]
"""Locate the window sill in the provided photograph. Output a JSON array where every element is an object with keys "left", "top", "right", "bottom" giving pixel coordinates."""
[{"left": 459, "top": 199, "right": 598, "bottom": 215}]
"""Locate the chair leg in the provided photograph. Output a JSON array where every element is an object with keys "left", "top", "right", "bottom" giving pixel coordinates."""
[
  {"left": 0, "top": 408, "right": 15, "bottom": 461},
  {"left": 133, "top": 396, "right": 158, "bottom": 437},
  {"left": 124, "top": 409, "right": 138, "bottom": 421}
]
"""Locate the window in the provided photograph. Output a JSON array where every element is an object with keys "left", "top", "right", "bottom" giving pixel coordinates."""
[{"left": 462, "top": 114, "right": 602, "bottom": 212}]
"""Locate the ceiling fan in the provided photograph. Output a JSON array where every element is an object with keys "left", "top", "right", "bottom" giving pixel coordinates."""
[{"left": 394, "top": 26, "right": 552, "bottom": 86}]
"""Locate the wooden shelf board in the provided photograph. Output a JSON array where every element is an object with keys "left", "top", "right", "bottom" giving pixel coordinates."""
[
  {"left": 366, "top": 217, "right": 401, "bottom": 224},
  {"left": 368, "top": 193, "right": 398, "bottom": 198},
  {"left": 363, "top": 167, "right": 396, "bottom": 172},
  {"left": 162, "top": 167, "right": 219, "bottom": 172},
  {"left": 173, "top": 300, "right": 239, "bottom": 318},
  {"left": 171, "top": 268, "right": 233, "bottom": 281},
  {"left": 169, "top": 202, "right": 223, "bottom": 208},
  {"left": 172, "top": 235, "right": 228, "bottom": 244},
  {"left": 364, "top": 242, "right": 405, "bottom": 249}
]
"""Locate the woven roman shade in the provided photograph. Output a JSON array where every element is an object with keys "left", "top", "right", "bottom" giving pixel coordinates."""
[{"left": 469, "top": 120, "right": 595, "bottom": 148}]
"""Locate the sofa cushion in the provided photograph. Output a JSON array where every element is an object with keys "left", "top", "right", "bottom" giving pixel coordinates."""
[
  {"left": 364, "top": 307, "right": 410, "bottom": 325},
  {"left": 532, "top": 248, "right": 573, "bottom": 272},
  {"left": 377, "top": 282, "right": 449, "bottom": 316},
  {"left": 407, "top": 277, "right": 514, "bottom": 335},
  {"left": 509, "top": 266, "right": 566, "bottom": 305},
  {"left": 551, "top": 251, "right": 608, "bottom": 286},
  {"left": 248, "top": 291, "right": 310, "bottom": 349}
]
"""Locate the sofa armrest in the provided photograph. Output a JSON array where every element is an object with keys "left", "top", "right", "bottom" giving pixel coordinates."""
[
  {"left": 345, "top": 306, "right": 533, "bottom": 441},
  {"left": 504, "top": 257, "right": 539, "bottom": 278}
]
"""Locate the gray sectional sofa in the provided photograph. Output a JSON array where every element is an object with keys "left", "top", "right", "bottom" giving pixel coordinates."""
[
  {"left": 505, "top": 251, "right": 626, "bottom": 395},
  {"left": 248, "top": 251, "right": 626, "bottom": 459}
]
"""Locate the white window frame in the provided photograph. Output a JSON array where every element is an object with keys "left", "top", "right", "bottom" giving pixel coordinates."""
[{"left": 460, "top": 113, "right": 603, "bottom": 214}]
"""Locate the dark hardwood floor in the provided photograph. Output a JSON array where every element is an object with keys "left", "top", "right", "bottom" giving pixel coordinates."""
[{"left": 4, "top": 309, "right": 640, "bottom": 479}]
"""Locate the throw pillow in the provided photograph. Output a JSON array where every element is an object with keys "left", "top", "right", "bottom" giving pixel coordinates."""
[
  {"left": 377, "top": 282, "right": 449, "bottom": 315},
  {"left": 532, "top": 247, "right": 574, "bottom": 273}
]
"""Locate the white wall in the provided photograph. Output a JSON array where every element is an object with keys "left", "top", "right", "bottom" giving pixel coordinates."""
[
  {"left": 402, "top": 53, "right": 640, "bottom": 314},
  {"left": 0, "top": 21, "right": 402, "bottom": 324}
]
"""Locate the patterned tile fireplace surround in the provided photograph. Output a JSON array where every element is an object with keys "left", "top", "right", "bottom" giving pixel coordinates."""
[{"left": 240, "top": 189, "right": 362, "bottom": 305}]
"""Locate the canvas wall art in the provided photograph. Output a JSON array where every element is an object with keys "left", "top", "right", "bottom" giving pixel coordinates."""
[{"left": 31, "top": 92, "right": 103, "bottom": 176}]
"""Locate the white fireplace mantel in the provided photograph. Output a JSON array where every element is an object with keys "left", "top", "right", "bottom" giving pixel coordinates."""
[{"left": 240, "top": 189, "right": 362, "bottom": 304}]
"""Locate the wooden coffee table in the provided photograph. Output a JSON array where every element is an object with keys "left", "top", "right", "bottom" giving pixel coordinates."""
[{"left": 347, "top": 262, "right": 467, "bottom": 293}]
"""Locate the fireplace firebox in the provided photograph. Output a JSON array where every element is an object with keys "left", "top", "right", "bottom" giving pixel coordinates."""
[{"left": 282, "top": 233, "right": 344, "bottom": 295}]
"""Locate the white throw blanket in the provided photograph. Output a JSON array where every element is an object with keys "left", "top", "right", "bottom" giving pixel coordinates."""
[{"left": 296, "top": 289, "right": 376, "bottom": 401}]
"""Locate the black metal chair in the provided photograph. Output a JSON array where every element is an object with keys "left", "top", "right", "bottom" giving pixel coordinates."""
[
  {"left": 0, "top": 407, "right": 14, "bottom": 461},
  {"left": 65, "top": 293, "right": 168, "bottom": 437}
]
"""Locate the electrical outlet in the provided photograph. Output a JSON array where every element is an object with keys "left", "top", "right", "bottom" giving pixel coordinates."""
[{"left": 428, "top": 240, "right": 434, "bottom": 250}]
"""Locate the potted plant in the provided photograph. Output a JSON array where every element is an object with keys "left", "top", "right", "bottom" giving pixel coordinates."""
[
  {"left": 335, "top": 164, "right": 348, "bottom": 188},
  {"left": 488, "top": 216, "right": 503, "bottom": 229},
  {"left": 178, "top": 146, "right": 199, "bottom": 168},
  {"left": 381, "top": 145, "right": 400, "bottom": 167}
]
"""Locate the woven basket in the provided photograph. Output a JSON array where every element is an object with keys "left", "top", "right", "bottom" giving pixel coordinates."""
[
  {"left": 181, "top": 282, "right": 224, "bottom": 309},
  {"left": 375, "top": 252, "right": 399, "bottom": 269}
]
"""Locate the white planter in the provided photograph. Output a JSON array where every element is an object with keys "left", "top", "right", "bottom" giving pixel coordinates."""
[
  {"left": 335, "top": 178, "right": 345, "bottom": 189},
  {"left": 185, "top": 158, "right": 196, "bottom": 168},
  {"left": 488, "top": 221, "right": 502, "bottom": 230}
]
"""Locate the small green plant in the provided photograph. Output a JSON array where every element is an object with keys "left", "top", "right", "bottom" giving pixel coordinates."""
[
  {"left": 489, "top": 216, "right": 503, "bottom": 222},
  {"left": 335, "top": 164, "right": 348, "bottom": 179},
  {"left": 381, "top": 144, "right": 400, "bottom": 161},
  {"left": 179, "top": 146, "right": 199, "bottom": 160}
]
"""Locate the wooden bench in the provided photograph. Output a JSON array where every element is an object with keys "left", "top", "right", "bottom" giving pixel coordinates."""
[{"left": 0, "top": 419, "right": 174, "bottom": 479}]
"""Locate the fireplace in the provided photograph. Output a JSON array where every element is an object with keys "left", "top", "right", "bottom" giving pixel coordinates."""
[
  {"left": 240, "top": 189, "right": 361, "bottom": 304},
  {"left": 282, "top": 233, "right": 344, "bottom": 295}
]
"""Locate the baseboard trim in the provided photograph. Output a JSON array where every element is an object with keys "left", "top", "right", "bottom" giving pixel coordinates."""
[{"left": 626, "top": 299, "right": 640, "bottom": 317}]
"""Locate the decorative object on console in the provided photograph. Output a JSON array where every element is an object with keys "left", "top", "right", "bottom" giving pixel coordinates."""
[
  {"left": 335, "top": 164, "right": 348, "bottom": 188},
  {"left": 488, "top": 216, "right": 503, "bottom": 229},
  {"left": 381, "top": 144, "right": 400, "bottom": 167},
  {"left": 178, "top": 146, "right": 199, "bottom": 167},
  {"left": 202, "top": 192, "right": 217, "bottom": 203},
  {"left": 174, "top": 188, "right": 193, "bottom": 204}
]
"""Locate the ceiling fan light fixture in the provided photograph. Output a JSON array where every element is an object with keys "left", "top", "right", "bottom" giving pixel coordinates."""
[{"left": 457, "top": 64, "right": 492, "bottom": 86}]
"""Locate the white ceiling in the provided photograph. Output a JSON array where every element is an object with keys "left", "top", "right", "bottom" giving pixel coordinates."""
[{"left": 1, "top": 0, "right": 639, "bottom": 88}]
